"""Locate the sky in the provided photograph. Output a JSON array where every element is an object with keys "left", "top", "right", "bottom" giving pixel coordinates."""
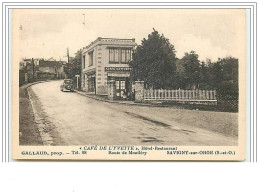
[{"left": 14, "top": 9, "right": 246, "bottom": 62}]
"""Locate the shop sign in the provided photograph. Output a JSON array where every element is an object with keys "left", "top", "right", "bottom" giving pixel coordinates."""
[
  {"left": 105, "top": 67, "right": 132, "bottom": 71},
  {"left": 108, "top": 73, "right": 130, "bottom": 77}
]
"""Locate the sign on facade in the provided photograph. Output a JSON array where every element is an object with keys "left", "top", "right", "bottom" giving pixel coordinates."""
[{"left": 105, "top": 67, "right": 132, "bottom": 71}]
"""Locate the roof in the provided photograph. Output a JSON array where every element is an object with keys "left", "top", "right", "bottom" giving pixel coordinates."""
[
  {"left": 82, "top": 37, "right": 136, "bottom": 54},
  {"left": 39, "top": 61, "right": 63, "bottom": 67}
]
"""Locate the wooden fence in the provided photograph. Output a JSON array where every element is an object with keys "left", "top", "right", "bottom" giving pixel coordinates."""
[{"left": 144, "top": 89, "right": 217, "bottom": 102}]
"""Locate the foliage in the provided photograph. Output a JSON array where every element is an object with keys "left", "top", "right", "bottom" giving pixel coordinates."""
[
  {"left": 129, "top": 29, "right": 177, "bottom": 89},
  {"left": 175, "top": 54, "right": 238, "bottom": 100},
  {"left": 210, "top": 57, "right": 239, "bottom": 100},
  {"left": 175, "top": 51, "right": 201, "bottom": 89},
  {"left": 129, "top": 28, "right": 239, "bottom": 103},
  {"left": 181, "top": 51, "right": 200, "bottom": 89},
  {"left": 64, "top": 49, "right": 82, "bottom": 79},
  {"left": 199, "top": 61, "right": 212, "bottom": 90}
]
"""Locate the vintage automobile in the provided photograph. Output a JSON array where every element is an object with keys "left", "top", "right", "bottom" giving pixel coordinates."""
[{"left": 60, "top": 79, "right": 74, "bottom": 92}]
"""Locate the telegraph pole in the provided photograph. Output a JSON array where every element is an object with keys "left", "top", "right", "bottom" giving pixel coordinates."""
[
  {"left": 82, "top": 13, "right": 86, "bottom": 28},
  {"left": 32, "top": 58, "right": 35, "bottom": 82},
  {"left": 80, "top": 13, "right": 86, "bottom": 90},
  {"left": 67, "top": 48, "right": 70, "bottom": 64},
  {"left": 82, "top": 13, "right": 86, "bottom": 46}
]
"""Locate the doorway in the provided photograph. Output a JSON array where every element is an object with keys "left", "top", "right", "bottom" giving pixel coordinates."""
[{"left": 115, "top": 77, "right": 126, "bottom": 99}]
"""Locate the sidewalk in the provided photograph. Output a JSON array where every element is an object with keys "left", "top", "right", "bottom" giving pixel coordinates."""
[
  {"left": 75, "top": 90, "right": 227, "bottom": 112},
  {"left": 75, "top": 90, "right": 160, "bottom": 107}
]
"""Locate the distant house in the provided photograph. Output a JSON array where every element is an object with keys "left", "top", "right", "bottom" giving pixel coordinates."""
[
  {"left": 39, "top": 60, "right": 65, "bottom": 79},
  {"left": 19, "top": 58, "right": 39, "bottom": 84},
  {"left": 19, "top": 58, "right": 39, "bottom": 70}
]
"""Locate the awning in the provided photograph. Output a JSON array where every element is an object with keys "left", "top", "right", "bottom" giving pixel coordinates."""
[
  {"left": 108, "top": 72, "right": 130, "bottom": 77},
  {"left": 86, "top": 73, "right": 96, "bottom": 78}
]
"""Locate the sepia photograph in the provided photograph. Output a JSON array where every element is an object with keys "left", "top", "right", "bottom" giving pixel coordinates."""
[{"left": 12, "top": 9, "right": 246, "bottom": 160}]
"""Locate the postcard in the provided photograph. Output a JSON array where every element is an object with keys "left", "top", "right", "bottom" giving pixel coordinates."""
[{"left": 12, "top": 9, "right": 246, "bottom": 160}]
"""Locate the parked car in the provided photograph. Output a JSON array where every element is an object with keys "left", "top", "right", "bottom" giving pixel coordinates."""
[{"left": 60, "top": 79, "right": 74, "bottom": 92}]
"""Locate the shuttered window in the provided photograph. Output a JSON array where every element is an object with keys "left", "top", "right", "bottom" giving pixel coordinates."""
[{"left": 109, "top": 48, "right": 132, "bottom": 64}]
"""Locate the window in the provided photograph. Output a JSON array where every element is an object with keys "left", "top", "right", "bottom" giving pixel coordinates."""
[
  {"left": 109, "top": 48, "right": 119, "bottom": 63},
  {"left": 64, "top": 79, "right": 73, "bottom": 84},
  {"left": 115, "top": 49, "right": 119, "bottom": 62},
  {"left": 120, "top": 81, "right": 125, "bottom": 90},
  {"left": 116, "top": 81, "right": 120, "bottom": 89},
  {"left": 89, "top": 51, "right": 94, "bottom": 67},
  {"left": 125, "top": 49, "right": 131, "bottom": 62},
  {"left": 121, "top": 49, "right": 131, "bottom": 63},
  {"left": 109, "top": 48, "right": 132, "bottom": 64},
  {"left": 83, "top": 55, "right": 86, "bottom": 69},
  {"left": 121, "top": 49, "right": 126, "bottom": 63},
  {"left": 109, "top": 49, "right": 114, "bottom": 62}
]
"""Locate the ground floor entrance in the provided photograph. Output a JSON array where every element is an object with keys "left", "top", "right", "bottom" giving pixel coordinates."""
[
  {"left": 88, "top": 77, "right": 96, "bottom": 93},
  {"left": 82, "top": 71, "right": 96, "bottom": 93},
  {"left": 115, "top": 77, "right": 126, "bottom": 98},
  {"left": 108, "top": 76, "right": 130, "bottom": 99}
]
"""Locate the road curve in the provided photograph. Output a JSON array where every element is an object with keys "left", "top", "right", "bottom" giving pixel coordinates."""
[{"left": 29, "top": 80, "right": 238, "bottom": 146}]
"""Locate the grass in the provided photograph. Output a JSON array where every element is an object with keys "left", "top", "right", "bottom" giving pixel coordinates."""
[{"left": 19, "top": 84, "right": 43, "bottom": 145}]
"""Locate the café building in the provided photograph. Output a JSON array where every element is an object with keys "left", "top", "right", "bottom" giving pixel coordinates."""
[{"left": 81, "top": 37, "right": 136, "bottom": 98}]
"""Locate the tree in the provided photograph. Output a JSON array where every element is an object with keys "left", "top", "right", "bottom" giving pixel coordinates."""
[
  {"left": 64, "top": 49, "right": 82, "bottom": 79},
  {"left": 180, "top": 51, "right": 200, "bottom": 89},
  {"left": 175, "top": 58, "right": 187, "bottom": 89},
  {"left": 129, "top": 29, "right": 177, "bottom": 89},
  {"left": 199, "top": 61, "right": 211, "bottom": 90},
  {"left": 210, "top": 57, "right": 239, "bottom": 100}
]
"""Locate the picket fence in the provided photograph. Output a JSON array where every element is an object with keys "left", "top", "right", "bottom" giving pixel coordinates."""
[{"left": 144, "top": 89, "right": 217, "bottom": 101}]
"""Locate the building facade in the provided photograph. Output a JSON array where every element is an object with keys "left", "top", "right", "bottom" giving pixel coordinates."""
[
  {"left": 81, "top": 37, "right": 136, "bottom": 98},
  {"left": 39, "top": 60, "right": 65, "bottom": 79}
]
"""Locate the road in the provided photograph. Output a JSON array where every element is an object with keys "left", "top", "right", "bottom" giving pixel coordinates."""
[{"left": 29, "top": 80, "right": 238, "bottom": 146}]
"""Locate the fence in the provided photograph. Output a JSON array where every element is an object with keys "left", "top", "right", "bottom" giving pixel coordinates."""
[{"left": 144, "top": 89, "right": 217, "bottom": 102}]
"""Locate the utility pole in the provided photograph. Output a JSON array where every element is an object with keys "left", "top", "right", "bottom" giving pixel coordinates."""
[
  {"left": 66, "top": 48, "right": 71, "bottom": 79},
  {"left": 67, "top": 48, "right": 70, "bottom": 64},
  {"left": 82, "top": 13, "right": 86, "bottom": 28},
  {"left": 32, "top": 58, "right": 35, "bottom": 82},
  {"left": 82, "top": 13, "right": 86, "bottom": 46},
  {"left": 80, "top": 13, "right": 86, "bottom": 90}
]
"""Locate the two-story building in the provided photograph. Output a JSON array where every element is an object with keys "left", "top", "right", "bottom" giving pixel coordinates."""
[
  {"left": 81, "top": 37, "right": 136, "bottom": 98},
  {"left": 39, "top": 60, "right": 65, "bottom": 79}
]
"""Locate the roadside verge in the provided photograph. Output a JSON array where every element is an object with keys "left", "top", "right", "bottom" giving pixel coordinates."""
[
  {"left": 19, "top": 80, "right": 58, "bottom": 146},
  {"left": 19, "top": 82, "right": 44, "bottom": 145}
]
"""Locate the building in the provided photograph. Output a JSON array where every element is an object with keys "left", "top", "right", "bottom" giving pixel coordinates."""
[
  {"left": 39, "top": 60, "right": 65, "bottom": 79},
  {"left": 81, "top": 37, "right": 136, "bottom": 98},
  {"left": 19, "top": 58, "right": 40, "bottom": 70},
  {"left": 19, "top": 58, "right": 40, "bottom": 84}
]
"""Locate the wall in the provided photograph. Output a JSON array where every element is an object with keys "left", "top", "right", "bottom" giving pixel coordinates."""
[
  {"left": 96, "top": 45, "right": 107, "bottom": 94},
  {"left": 81, "top": 38, "right": 136, "bottom": 94},
  {"left": 39, "top": 66, "right": 54, "bottom": 73},
  {"left": 96, "top": 44, "right": 134, "bottom": 94}
]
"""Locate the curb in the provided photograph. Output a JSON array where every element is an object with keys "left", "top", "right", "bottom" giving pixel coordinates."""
[
  {"left": 74, "top": 91, "right": 227, "bottom": 111},
  {"left": 20, "top": 80, "right": 57, "bottom": 146},
  {"left": 27, "top": 85, "right": 53, "bottom": 146},
  {"left": 75, "top": 91, "right": 163, "bottom": 107},
  {"left": 20, "top": 79, "right": 54, "bottom": 89}
]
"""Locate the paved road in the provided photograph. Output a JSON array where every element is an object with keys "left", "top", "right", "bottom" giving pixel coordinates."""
[{"left": 30, "top": 80, "right": 237, "bottom": 146}]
